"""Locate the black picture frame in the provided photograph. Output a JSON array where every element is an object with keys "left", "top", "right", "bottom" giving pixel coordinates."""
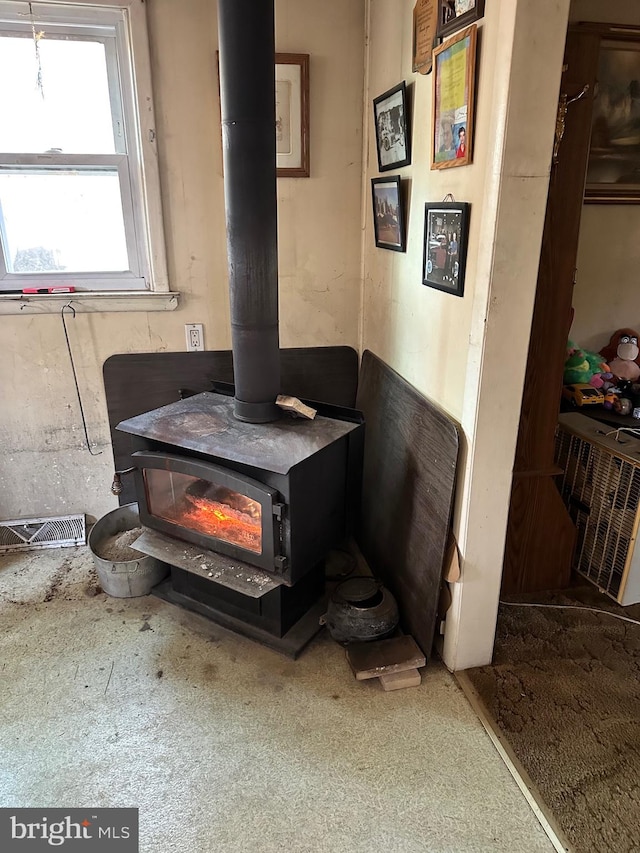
[
  {"left": 373, "top": 82, "right": 411, "bottom": 172},
  {"left": 371, "top": 176, "right": 406, "bottom": 252},
  {"left": 422, "top": 201, "right": 470, "bottom": 296},
  {"left": 437, "top": 0, "right": 485, "bottom": 39}
]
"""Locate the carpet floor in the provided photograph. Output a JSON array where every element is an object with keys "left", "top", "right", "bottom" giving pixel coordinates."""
[
  {"left": 0, "top": 545, "right": 555, "bottom": 852},
  {"left": 466, "top": 583, "right": 640, "bottom": 853}
]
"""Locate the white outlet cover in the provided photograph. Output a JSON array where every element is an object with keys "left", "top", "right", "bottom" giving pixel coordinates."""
[{"left": 185, "top": 323, "right": 204, "bottom": 351}]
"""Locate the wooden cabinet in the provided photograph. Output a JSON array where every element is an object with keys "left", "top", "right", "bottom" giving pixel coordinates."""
[{"left": 502, "top": 28, "right": 601, "bottom": 593}]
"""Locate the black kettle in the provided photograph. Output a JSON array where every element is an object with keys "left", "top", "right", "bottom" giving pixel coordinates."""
[{"left": 321, "top": 576, "right": 399, "bottom": 644}]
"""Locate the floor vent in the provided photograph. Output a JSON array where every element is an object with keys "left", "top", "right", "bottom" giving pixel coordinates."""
[{"left": 0, "top": 514, "right": 86, "bottom": 554}]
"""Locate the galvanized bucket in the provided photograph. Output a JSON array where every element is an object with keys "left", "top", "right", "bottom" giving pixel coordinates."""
[{"left": 88, "top": 503, "right": 168, "bottom": 598}]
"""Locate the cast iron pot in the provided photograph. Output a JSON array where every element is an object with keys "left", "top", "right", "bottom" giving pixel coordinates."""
[{"left": 321, "top": 576, "right": 399, "bottom": 644}]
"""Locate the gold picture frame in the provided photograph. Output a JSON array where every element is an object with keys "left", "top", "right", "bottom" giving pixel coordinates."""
[
  {"left": 431, "top": 24, "right": 477, "bottom": 170},
  {"left": 275, "top": 53, "right": 310, "bottom": 178}
]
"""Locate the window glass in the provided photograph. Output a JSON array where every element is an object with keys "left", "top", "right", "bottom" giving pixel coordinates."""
[
  {"left": 0, "top": 34, "right": 117, "bottom": 154},
  {"left": 0, "top": 170, "right": 129, "bottom": 273},
  {"left": 0, "top": 1, "right": 168, "bottom": 298}
]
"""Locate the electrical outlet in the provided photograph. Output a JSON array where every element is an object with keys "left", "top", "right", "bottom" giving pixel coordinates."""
[{"left": 185, "top": 323, "right": 204, "bottom": 352}]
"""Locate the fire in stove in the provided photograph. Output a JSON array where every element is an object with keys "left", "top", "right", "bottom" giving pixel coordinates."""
[
  {"left": 182, "top": 483, "right": 262, "bottom": 553},
  {"left": 144, "top": 469, "right": 262, "bottom": 554}
]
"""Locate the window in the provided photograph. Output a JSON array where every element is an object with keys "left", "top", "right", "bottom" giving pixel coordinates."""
[{"left": 0, "top": 0, "right": 170, "bottom": 302}]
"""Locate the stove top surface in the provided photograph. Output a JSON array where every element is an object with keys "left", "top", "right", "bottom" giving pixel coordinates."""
[{"left": 116, "top": 392, "right": 359, "bottom": 474}]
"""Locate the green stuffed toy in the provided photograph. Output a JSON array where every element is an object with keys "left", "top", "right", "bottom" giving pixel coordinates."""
[{"left": 564, "top": 340, "right": 611, "bottom": 389}]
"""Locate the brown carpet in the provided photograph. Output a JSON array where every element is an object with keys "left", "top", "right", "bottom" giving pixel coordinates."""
[{"left": 466, "top": 584, "right": 640, "bottom": 853}]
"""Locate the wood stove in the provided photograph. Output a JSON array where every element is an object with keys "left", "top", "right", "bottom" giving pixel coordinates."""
[
  {"left": 115, "top": 390, "right": 363, "bottom": 655},
  {"left": 117, "top": 390, "right": 362, "bottom": 585},
  {"left": 108, "top": 0, "right": 366, "bottom": 656}
]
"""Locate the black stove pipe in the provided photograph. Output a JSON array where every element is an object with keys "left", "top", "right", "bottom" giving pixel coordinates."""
[{"left": 217, "top": 0, "right": 281, "bottom": 423}]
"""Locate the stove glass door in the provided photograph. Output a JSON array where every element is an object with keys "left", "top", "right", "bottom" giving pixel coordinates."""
[{"left": 143, "top": 468, "right": 262, "bottom": 554}]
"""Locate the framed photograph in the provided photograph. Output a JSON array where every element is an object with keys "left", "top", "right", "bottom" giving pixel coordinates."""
[
  {"left": 275, "top": 53, "right": 310, "bottom": 177},
  {"left": 422, "top": 201, "right": 470, "bottom": 296},
  {"left": 432, "top": 25, "right": 477, "bottom": 169},
  {"left": 585, "top": 31, "right": 640, "bottom": 203},
  {"left": 373, "top": 82, "right": 411, "bottom": 172},
  {"left": 437, "top": 0, "right": 485, "bottom": 39},
  {"left": 371, "top": 176, "right": 406, "bottom": 252}
]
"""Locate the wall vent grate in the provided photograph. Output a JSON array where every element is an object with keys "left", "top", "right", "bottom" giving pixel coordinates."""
[{"left": 0, "top": 514, "right": 86, "bottom": 554}]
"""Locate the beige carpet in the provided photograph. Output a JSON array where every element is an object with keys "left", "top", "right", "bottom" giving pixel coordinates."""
[
  {"left": 466, "top": 585, "right": 640, "bottom": 853},
  {"left": 0, "top": 546, "right": 555, "bottom": 853}
]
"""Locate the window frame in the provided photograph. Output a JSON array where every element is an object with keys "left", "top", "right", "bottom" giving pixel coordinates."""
[{"left": 0, "top": 0, "right": 172, "bottom": 308}]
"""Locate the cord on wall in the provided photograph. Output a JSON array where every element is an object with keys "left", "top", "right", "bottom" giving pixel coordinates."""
[{"left": 61, "top": 303, "right": 102, "bottom": 456}]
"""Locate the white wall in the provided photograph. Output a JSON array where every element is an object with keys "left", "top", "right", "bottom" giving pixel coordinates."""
[
  {"left": 362, "top": 0, "right": 479, "bottom": 418},
  {"left": 362, "top": 0, "right": 570, "bottom": 669},
  {"left": 574, "top": 206, "right": 640, "bottom": 352},
  {"left": 0, "top": 0, "right": 581, "bottom": 670},
  {"left": 569, "top": 0, "right": 640, "bottom": 352},
  {"left": 0, "top": 0, "right": 365, "bottom": 522}
]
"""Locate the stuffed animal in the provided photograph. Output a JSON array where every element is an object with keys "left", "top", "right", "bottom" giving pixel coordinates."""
[
  {"left": 600, "top": 328, "right": 640, "bottom": 382},
  {"left": 564, "top": 340, "right": 611, "bottom": 388}
]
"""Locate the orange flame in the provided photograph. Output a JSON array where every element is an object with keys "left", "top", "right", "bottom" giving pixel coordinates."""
[{"left": 181, "top": 495, "right": 261, "bottom": 553}]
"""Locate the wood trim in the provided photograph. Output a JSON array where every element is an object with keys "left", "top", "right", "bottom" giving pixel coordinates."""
[
  {"left": 571, "top": 21, "right": 640, "bottom": 40},
  {"left": 502, "top": 28, "right": 601, "bottom": 594},
  {"left": 0, "top": 291, "right": 179, "bottom": 314},
  {"left": 512, "top": 467, "right": 564, "bottom": 479},
  {"left": 502, "top": 475, "right": 575, "bottom": 594},
  {"left": 456, "top": 672, "right": 574, "bottom": 853}
]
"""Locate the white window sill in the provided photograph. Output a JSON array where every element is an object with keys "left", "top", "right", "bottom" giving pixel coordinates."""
[{"left": 0, "top": 291, "right": 180, "bottom": 315}]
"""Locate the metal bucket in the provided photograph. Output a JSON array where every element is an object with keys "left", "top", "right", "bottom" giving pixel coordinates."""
[{"left": 88, "top": 503, "right": 168, "bottom": 598}]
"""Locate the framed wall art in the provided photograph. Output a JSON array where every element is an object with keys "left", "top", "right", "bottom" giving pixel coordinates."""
[
  {"left": 275, "top": 53, "right": 310, "bottom": 177},
  {"left": 371, "top": 176, "right": 406, "bottom": 252},
  {"left": 431, "top": 25, "right": 477, "bottom": 169},
  {"left": 373, "top": 81, "right": 411, "bottom": 171},
  {"left": 422, "top": 201, "right": 470, "bottom": 296},
  {"left": 413, "top": 0, "right": 439, "bottom": 75},
  {"left": 216, "top": 52, "right": 310, "bottom": 177},
  {"left": 585, "top": 28, "right": 640, "bottom": 202},
  {"left": 437, "top": 0, "right": 485, "bottom": 39}
]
